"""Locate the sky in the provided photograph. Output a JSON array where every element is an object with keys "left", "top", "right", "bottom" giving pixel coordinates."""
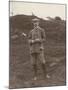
[{"left": 10, "top": 1, "right": 66, "bottom": 20}]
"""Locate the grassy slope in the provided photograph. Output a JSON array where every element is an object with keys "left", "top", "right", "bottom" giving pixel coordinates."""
[{"left": 9, "top": 15, "right": 66, "bottom": 88}]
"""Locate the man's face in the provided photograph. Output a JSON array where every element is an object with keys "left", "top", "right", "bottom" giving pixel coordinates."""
[{"left": 33, "top": 21, "right": 39, "bottom": 27}]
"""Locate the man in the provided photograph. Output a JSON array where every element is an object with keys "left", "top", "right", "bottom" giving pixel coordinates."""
[{"left": 28, "top": 18, "right": 50, "bottom": 80}]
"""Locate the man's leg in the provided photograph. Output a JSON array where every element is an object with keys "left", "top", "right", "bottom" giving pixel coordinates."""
[
  {"left": 31, "top": 53, "right": 37, "bottom": 80},
  {"left": 39, "top": 51, "right": 50, "bottom": 79},
  {"left": 41, "top": 63, "right": 47, "bottom": 78},
  {"left": 33, "top": 64, "right": 37, "bottom": 80}
]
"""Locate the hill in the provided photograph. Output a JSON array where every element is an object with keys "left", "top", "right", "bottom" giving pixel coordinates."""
[{"left": 10, "top": 14, "right": 66, "bottom": 44}]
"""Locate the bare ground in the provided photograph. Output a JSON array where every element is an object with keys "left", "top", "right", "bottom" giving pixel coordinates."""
[{"left": 9, "top": 40, "right": 66, "bottom": 89}]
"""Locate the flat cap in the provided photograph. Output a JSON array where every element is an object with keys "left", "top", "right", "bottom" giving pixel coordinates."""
[{"left": 32, "top": 18, "right": 39, "bottom": 22}]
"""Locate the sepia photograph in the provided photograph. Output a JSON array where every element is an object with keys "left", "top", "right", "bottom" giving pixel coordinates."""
[{"left": 9, "top": 1, "right": 66, "bottom": 89}]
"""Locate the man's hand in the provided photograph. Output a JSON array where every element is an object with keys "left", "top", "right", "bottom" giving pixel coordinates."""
[
  {"left": 35, "top": 39, "right": 40, "bottom": 42},
  {"left": 31, "top": 40, "right": 35, "bottom": 43},
  {"left": 35, "top": 39, "right": 45, "bottom": 43},
  {"left": 28, "top": 40, "right": 35, "bottom": 44},
  {"left": 22, "top": 33, "right": 27, "bottom": 37}
]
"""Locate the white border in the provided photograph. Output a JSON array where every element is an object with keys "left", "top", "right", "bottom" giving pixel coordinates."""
[{"left": 0, "top": 0, "right": 67, "bottom": 90}]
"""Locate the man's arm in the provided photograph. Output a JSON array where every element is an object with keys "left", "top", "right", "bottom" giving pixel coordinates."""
[
  {"left": 41, "top": 29, "right": 46, "bottom": 42},
  {"left": 28, "top": 30, "right": 35, "bottom": 45}
]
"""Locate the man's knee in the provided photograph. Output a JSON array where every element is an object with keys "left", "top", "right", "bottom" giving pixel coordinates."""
[{"left": 42, "top": 60, "right": 46, "bottom": 64}]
